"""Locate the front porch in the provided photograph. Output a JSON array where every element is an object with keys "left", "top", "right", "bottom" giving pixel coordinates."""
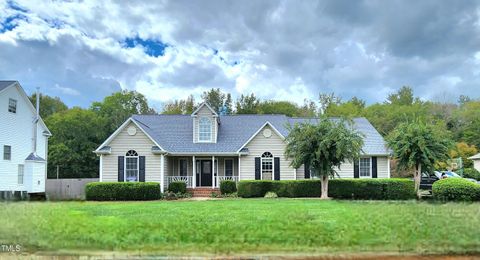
[{"left": 163, "top": 156, "right": 240, "bottom": 190}]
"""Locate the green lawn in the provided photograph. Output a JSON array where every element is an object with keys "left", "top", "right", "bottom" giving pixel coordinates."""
[{"left": 1, "top": 199, "right": 479, "bottom": 256}]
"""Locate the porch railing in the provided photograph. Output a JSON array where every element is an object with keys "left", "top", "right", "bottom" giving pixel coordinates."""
[
  {"left": 165, "top": 176, "right": 193, "bottom": 188},
  {"left": 217, "top": 176, "right": 239, "bottom": 184}
]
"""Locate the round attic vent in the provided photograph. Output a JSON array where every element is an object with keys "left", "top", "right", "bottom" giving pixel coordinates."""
[
  {"left": 127, "top": 126, "right": 137, "bottom": 136},
  {"left": 263, "top": 128, "right": 272, "bottom": 138}
]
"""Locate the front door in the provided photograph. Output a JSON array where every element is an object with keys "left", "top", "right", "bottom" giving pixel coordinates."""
[{"left": 200, "top": 160, "right": 212, "bottom": 186}]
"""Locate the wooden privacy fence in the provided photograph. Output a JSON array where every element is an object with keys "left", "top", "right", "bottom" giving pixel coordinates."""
[{"left": 46, "top": 178, "right": 99, "bottom": 200}]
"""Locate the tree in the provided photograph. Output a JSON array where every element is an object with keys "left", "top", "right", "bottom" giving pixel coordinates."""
[
  {"left": 224, "top": 93, "right": 233, "bottom": 114},
  {"left": 258, "top": 100, "right": 300, "bottom": 117},
  {"left": 91, "top": 90, "right": 155, "bottom": 133},
  {"left": 162, "top": 95, "right": 196, "bottom": 115},
  {"left": 386, "top": 86, "right": 420, "bottom": 106},
  {"left": 285, "top": 118, "right": 364, "bottom": 199},
  {"left": 29, "top": 93, "right": 68, "bottom": 119},
  {"left": 318, "top": 92, "right": 341, "bottom": 115},
  {"left": 387, "top": 121, "right": 452, "bottom": 198},
  {"left": 236, "top": 93, "right": 260, "bottom": 114},
  {"left": 201, "top": 88, "right": 227, "bottom": 113},
  {"left": 325, "top": 97, "right": 366, "bottom": 118},
  {"left": 46, "top": 108, "right": 106, "bottom": 178}
]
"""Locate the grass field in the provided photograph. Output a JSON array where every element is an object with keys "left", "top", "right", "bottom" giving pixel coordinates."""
[{"left": 1, "top": 199, "right": 479, "bottom": 256}]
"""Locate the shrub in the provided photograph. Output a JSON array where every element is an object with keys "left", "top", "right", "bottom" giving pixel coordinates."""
[
  {"left": 329, "top": 178, "right": 415, "bottom": 200},
  {"left": 168, "top": 181, "right": 187, "bottom": 194},
  {"left": 237, "top": 179, "right": 415, "bottom": 200},
  {"left": 463, "top": 168, "right": 480, "bottom": 181},
  {"left": 85, "top": 182, "right": 161, "bottom": 201},
  {"left": 237, "top": 181, "right": 273, "bottom": 198},
  {"left": 220, "top": 180, "right": 237, "bottom": 194},
  {"left": 264, "top": 192, "right": 278, "bottom": 198},
  {"left": 432, "top": 178, "right": 480, "bottom": 201}
]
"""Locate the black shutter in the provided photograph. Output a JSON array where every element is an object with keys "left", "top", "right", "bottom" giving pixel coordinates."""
[
  {"left": 354, "top": 159, "right": 359, "bottom": 178},
  {"left": 304, "top": 161, "right": 310, "bottom": 179},
  {"left": 255, "top": 157, "right": 261, "bottom": 180},
  {"left": 139, "top": 156, "right": 146, "bottom": 182},
  {"left": 274, "top": 157, "right": 280, "bottom": 180},
  {"left": 371, "top": 157, "right": 377, "bottom": 178},
  {"left": 118, "top": 156, "right": 124, "bottom": 182}
]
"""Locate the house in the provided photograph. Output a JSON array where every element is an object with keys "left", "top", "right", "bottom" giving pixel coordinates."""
[
  {"left": 0, "top": 81, "right": 51, "bottom": 198},
  {"left": 468, "top": 153, "right": 480, "bottom": 172},
  {"left": 95, "top": 102, "right": 390, "bottom": 193}
]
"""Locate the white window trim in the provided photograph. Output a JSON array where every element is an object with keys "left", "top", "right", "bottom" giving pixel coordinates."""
[
  {"left": 224, "top": 158, "right": 234, "bottom": 176},
  {"left": 198, "top": 117, "right": 213, "bottom": 143},
  {"left": 359, "top": 157, "right": 372, "bottom": 178},
  {"left": 124, "top": 154, "right": 139, "bottom": 182},
  {"left": 18, "top": 164, "right": 24, "bottom": 185},
  {"left": 261, "top": 152, "right": 274, "bottom": 180}
]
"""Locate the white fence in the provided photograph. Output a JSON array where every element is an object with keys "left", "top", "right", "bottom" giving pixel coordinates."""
[{"left": 46, "top": 178, "right": 99, "bottom": 200}]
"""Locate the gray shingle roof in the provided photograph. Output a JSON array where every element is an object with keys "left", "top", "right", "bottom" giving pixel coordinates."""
[
  {"left": 0, "top": 81, "right": 16, "bottom": 92},
  {"left": 25, "top": 152, "right": 45, "bottom": 161},
  {"left": 131, "top": 114, "right": 389, "bottom": 155}
]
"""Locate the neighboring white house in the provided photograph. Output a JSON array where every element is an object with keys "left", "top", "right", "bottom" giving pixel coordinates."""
[
  {"left": 0, "top": 81, "right": 51, "bottom": 198},
  {"left": 468, "top": 153, "right": 480, "bottom": 172},
  {"left": 95, "top": 102, "right": 390, "bottom": 194}
]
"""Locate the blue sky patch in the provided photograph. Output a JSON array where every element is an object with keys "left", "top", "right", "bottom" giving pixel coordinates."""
[
  {"left": 0, "top": 14, "right": 27, "bottom": 33},
  {"left": 123, "top": 37, "right": 168, "bottom": 57}
]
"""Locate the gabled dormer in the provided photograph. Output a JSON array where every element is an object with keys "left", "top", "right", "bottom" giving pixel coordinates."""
[{"left": 191, "top": 102, "right": 219, "bottom": 143}]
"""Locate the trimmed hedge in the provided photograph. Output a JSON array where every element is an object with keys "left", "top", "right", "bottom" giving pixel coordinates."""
[
  {"left": 237, "top": 178, "right": 415, "bottom": 200},
  {"left": 432, "top": 178, "right": 480, "bottom": 201},
  {"left": 85, "top": 182, "right": 161, "bottom": 201},
  {"left": 463, "top": 168, "right": 480, "bottom": 181},
  {"left": 220, "top": 180, "right": 237, "bottom": 194},
  {"left": 168, "top": 181, "right": 187, "bottom": 194}
]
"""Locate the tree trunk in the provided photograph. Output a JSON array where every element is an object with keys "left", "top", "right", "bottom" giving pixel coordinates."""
[
  {"left": 320, "top": 175, "right": 329, "bottom": 199},
  {"left": 414, "top": 164, "right": 422, "bottom": 199}
]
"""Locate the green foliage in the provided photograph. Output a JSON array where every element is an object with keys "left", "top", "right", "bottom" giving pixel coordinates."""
[
  {"left": 167, "top": 181, "right": 187, "bottom": 194},
  {"left": 201, "top": 88, "right": 229, "bottom": 113},
  {"left": 85, "top": 182, "right": 161, "bottom": 201},
  {"left": 46, "top": 108, "right": 106, "bottom": 178},
  {"left": 91, "top": 90, "right": 155, "bottom": 133},
  {"left": 162, "top": 95, "right": 195, "bottom": 115},
  {"left": 386, "top": 86, "right": 420, "bottom": 106},
  {"left": 285, "top": 118, "right": 364, "bottom": 176},
  {"left": 220, "top": 180, "right": 237, "bottom": 194},
  {"left": 328, "top": 179, "right": 416, "bottom": 200},
  {"left": 264, "top": 192, "right": 278, "bottom": 198},
  {"left": 432, "top": 178, "right": 480, "bottom": 201},
  {"left": 463, "top": 168, "right": 480, "bottom": 181},
  {"left": 29, "top": 93, "right": 68, "bottom": 119},
  {"left": 237, "top": 179, "right": 414, "bottom": 200},
  {"left": 236, "top": 93, "right": 260, "bottom": 114}
]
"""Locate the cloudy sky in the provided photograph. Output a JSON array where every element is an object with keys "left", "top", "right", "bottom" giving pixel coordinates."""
[{"left": 1, "top": 0, "right": 479, "bottom": 109}]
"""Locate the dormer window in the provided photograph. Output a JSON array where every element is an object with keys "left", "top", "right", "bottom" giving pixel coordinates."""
[
  {"left": 199, "top": 117, "right": 212, "bottom": 142},
  {"left": 8, "top": 98, "right": 17, "bottom": 113}
]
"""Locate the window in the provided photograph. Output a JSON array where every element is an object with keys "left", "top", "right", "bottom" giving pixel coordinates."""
[
  {"left": 225, "top": 159, "right": 233, "bottom": 176},
  {"left": 198, "top": 117, "right": 212, "bottom": 142},
  {"left": 8, "top": 98, "right": 17, "bottom": 113},
  {"left": 18, "top": 165, "right": 24, "bottom": 185},
  {"left": 125, "top": 150, "right": 138, "bottom": 182},
  {"left": 179, "top": 159, "right": 188, "bottom": 176},
  {"left": 3, "top": 145, "right": 11, "bottom": 160},
  {"left": 261, "top": 152, "right": 273, "bottom": 180},
  {"left": 359, "top": 157, "right": 371, "bottom": 178}
]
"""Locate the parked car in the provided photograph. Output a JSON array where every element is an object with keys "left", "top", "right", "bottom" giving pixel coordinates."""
[{"left": 420, "top": 171, "right": 480, "bottom": 191}]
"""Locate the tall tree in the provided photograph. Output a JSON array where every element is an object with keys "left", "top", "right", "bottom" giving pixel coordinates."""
[
  {"left": 325, "top": 97, "right": 366, "bottom": 118},
  {"left": 29, "top": 93, "right": 68, "bottom": 119},
  {"left": 201, "top": 88, "right": 226, "bottom": 113},
  {"left": 387, "top": 121, "right": 452, "bottom": 198},
  {"left": 285, "top": 118, "right": 364, "bottom": 199},
  {"left": 46, "top": 108, "right": 106, "bottom": 178},
  {"left": 224, "top": 93, "right": 233, "bottom": 114},
  {"left": 236, "top": 93, "right": 260, "bottom": 114},
  {"left": 162, "top": 95, "right": 196, "bottom": 115},
  {"left": 318, "top": 92, "right": 341, "bottom": 115},
  {"left": 387, "top": 86, "right": 419, "bottom": 106},
  {"left": 91, "top": 90, "right": 155, "bottom": 133},
  {"left": 258, "top": 100, "right": 300, "bottom": 117}
]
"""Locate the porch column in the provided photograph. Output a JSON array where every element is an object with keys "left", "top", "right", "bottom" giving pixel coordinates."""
[
  {"left": 160, "top": 154, "right": 165, "bottom": 193},
  {"left": 294, "top": 168, "right": 297, "bottom": 180},
  {"left": 212, "top": 155, "right": 215, "bottom": 188},
  {"left": 99, "top": 155, "right": 103, "bottom": 182},
  {"left": 238, "top": 155, "right": 241, "bottom": 181},
  {"left": 192, "top": 156, "right": 196, "bottom": 188}
]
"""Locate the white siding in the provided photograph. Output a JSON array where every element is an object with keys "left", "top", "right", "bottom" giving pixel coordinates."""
[
  {"left": 473, "top": 160, "right": 480, "bottom": 172},
  {"left": 240, "top": 125, "right": 296, "bottom": 180},
  {"left": 335, "top": 156, "right": 389, "bottom": 178},
  {"left": 0, "top": 84, "right": 48, "bottom": 192},
  {"left": 193, "top": 105, "right": 217, "bottom": 143},
  {"left": 101, "top": 122, "right": 162, "bottom": 183}
]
